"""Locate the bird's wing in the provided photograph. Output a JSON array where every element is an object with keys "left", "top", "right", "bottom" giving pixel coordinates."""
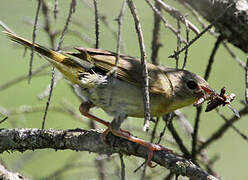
[{"left": 67, "top": 47, "right": 172, "bottom": 95}]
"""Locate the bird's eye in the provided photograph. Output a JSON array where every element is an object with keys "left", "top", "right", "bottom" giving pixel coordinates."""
[{"left": 186, "top": 80, "right": 197, "bottom": 90}]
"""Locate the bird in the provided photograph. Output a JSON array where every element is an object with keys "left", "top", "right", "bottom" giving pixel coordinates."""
[{"left": 3, "top": 30, "right": 213, "bottom": 166}]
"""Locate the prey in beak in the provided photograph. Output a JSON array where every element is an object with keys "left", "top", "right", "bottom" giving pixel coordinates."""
[{"left": 194, "top": 86, "right": 240, "bottom": 118}]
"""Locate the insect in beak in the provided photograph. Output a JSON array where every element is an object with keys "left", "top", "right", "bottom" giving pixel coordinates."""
[{"left": 194, "top": 86, "right": 240, "bottom": 118}]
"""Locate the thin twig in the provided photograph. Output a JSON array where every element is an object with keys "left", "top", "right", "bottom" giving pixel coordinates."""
[
  {"left": 42, "top": 1, "right": 56, "bottom": 49},
  {"left": 246, "top": 56, "right": 248, "bottom": 104},
  {"left": 53, "top": 0, "right": 59, "bottom": 20},
  {"left": 109, "top": 0, "right": 126, "bottom": 106},
  {"left": 127, "top": 0, "right": 151, "bottom": 133},
  {"left": 42, "top": 0, "right": 76, "bottom": 129},
  {"left": 150, "top": 1, "right": 162, "bottom": 65},
  {"left": 167, "top": 120, "right": 191, "bottom": 158},
  {"left": 169, "top": 2, "right": 234, "bottom": 59},
  {"left": 175, "top": 19, "right": 181, "bottom": 68},
  {"left": 222, "top": 42, "right": 247, "bottom": 69},
  {"left": 0, "top": 116, "right": 8, "bottom": 124},
  {"left": 158, "top": 114, "right": 172, "bottom": 144},
  {"left": 197, "top": 105, "right": 248, "bottom": 153},
  {"left": 191, "top": 106, "right": 202, "bottom": 162},
  {"left": 56, "top": 0, "right": 76, "bottom": 51},
  {"left": 216, "top": 109, "right": 248, "bottom": 142},
  {"left": 42, "top": 68, "right": 55, "bottom": 129},
  {"left": 29, "top": 0, "right": 42, "bottom": 83},
  {"left": 155, "top": 0, "right": 200, "bottom": 35},
  {"left": 119, "top": 154, "right": 126, "bottom": 180},
  {"left": 182, "top": 17, "right": 189, "bottom": 69},
  {"left": 204, "top": 36, "right": 223, "bottom": 80},
  {"left": 145, "top": 0, "right": 186, "bottom": 44},
  {"left": 150, "top": 118, "right": 160, "bottom": 143},
  {"left": 93, "top": 0, "right": 99, "bottom": 49}
]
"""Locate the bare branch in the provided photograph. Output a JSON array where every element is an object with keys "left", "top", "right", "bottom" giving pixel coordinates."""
[
  {"left": 29, "top": 0, "right": 42, "bottom": 83},
  {"left": 145, "top": 0, "right": 186, "bottom": 44},
  {"left": 179, "top": 0, "right": 248, "bottom": 53},
  {"left": 169, "top": 2, "right": 234, "bottom": 59},
  {"left": 127, "top": 0, "right": 151, "bottom": 132},
  {"left": 155, "top": 0, "right": 200, "bottom": 35},
  {"left": 0, "top": 128, "right": 219, "bottom": 180}
]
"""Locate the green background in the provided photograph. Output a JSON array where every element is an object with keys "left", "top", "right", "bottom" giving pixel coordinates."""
[{"left": 0, "top": 0, "right": 247, "bottom": 179}]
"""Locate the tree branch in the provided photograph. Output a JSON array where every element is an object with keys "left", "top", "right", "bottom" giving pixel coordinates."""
[
  {"left": 179, "top": 0, "right": 248, "bottom": 53},
  {"left": 0, "top": 128, "right": 218, "bottom": 180}
]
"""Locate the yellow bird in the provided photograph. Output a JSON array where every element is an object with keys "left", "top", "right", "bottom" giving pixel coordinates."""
[{"left": 3, "top": 31, "right": 213, "bottom": 166}]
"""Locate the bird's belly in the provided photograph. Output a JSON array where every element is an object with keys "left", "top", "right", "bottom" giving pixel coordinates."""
[
  {"left": 90, "top": 79, "right": 145, "bottom": 117},
  {"left": 74, "top": 78, "right": 171, "bottom": 118}
]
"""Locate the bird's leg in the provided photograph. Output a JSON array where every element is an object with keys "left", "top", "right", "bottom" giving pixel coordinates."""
[
  {"left": 79, "top": 101, "right": 110, "bottom": 127},
  {"left": 79, "top": 102, "right": 131, "bottom": 137},
  {"left": 79, "top": 104, "right": 172, "bottom": 166}
]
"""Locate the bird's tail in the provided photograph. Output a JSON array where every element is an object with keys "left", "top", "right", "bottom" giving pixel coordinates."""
[
  {"left": 3, "top": 31, "right": 87, "bottom": 85},
  {"left": 3, "top": 30, "right": 67, "bottom": 63}
]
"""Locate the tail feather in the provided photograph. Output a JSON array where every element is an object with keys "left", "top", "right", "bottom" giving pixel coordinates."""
[
  {"left": 3, "top": 31, "right": 87, "bottom": 85},
  {"left": 3, "top": 31, "right": 67, "bottom": 63}
]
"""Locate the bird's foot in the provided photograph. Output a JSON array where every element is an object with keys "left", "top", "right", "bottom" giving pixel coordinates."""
[{"left": 101, "top": 127, "right": 172, "bottom": 168}]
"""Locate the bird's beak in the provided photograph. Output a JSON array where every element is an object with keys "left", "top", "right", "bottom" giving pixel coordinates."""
[
  {"left": 193, "top": 85, "right": 214, "bottom": 106},
  {"left": 200, "top": 85, "right": 214, "bottom": 95}
]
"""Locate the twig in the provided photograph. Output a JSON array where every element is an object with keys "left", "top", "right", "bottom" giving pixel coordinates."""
[
  {"left": 222, "top": 42, "right": 247, "bottom": 70},
  {"left": 42, "top": 0, "right": 76, "bottom": 129},
  {"left": 175, "top": 19, "right": 181, "bottom": 68},
  {"left": 197, "top": 106, "right": 248, "bottom": 153},
  {"left": 0, "top": 128, "right": 219, "bottom": 180},
  {"left": 174, "top": 110, "right": 193, "bottom": 138},
  {"left": 191, "top": 106, "right": 202, "bottom": 162},
  {"left": 182, "top": 18, "right": 189, "bottom": 69},
  {"left": 127, "top": 0, "right": 151, "bottom": 132},
  {"left": 158, "top": 114, "right": 172, "bottom": 144},
  {"left": 169, "top": 3, "right": 234, "bottom": 59},
  {"left": 93, "top": 0, "right": 99, "bottom": 48},
  {"left": 145, "top": 0, "right": 186, "bottom": 44},
  {"left": 216, "top": 109, "right": 248, "bottom": 142},
  {"left": 150, "top": 1, "right": 162, "bottom": 65},
  {"left": 167, "top": 120, "right": 191, "bottom": 158},
  {"left": 81, "top": 0, "right": 126, "bottom": 52},
  {"left": 41, "top": 1, "right": 56, "bottom": 49},
  {"left": 0, "top": 116, "right": 8, "bottom": 124},
  {"left": 119, "top": 153, "right": 126, "bottom": 180},
  {"left": 53, "top": 0, "right": 59, "bottom": 20},
  {"left": 42, "top": 68, "right": 55, "bottom": 129},
  {"left": 109, "top": 0, "right": 126, "bottom": 106},
  {"left": 150, "top": 118, "right": 160, "bottom": 143},
  {"left": 246, "top": 56, "right": 248, "bottom": 104},
  {"left": 155, "top": 0, "right": 200, "bottom": 35},
  {"left": 204, "top": 36, "right": 223, "bottom": 80},
  {"left": 56, "top": 0, "right": 76, "bottom": 51},
  {"left": 29, "top": 0, "right": 42, "bottom": 83}
]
